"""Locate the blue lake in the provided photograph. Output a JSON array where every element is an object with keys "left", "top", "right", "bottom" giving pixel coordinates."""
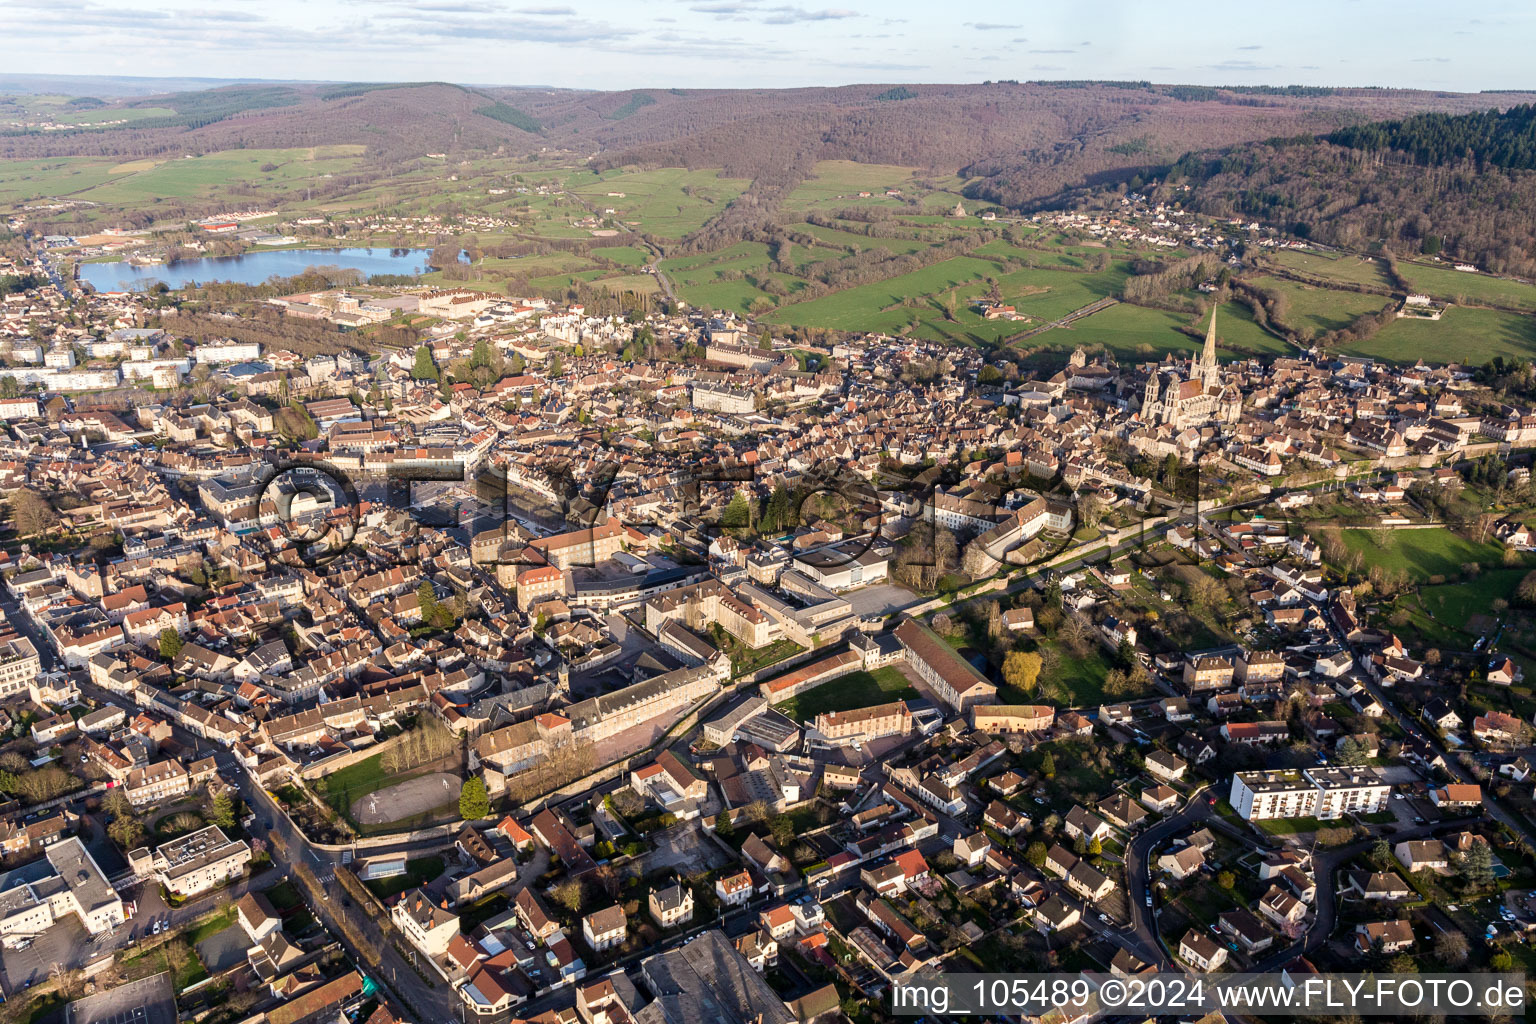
[{"left": 79, "top": 247, "right": 440, "bottom": 292}]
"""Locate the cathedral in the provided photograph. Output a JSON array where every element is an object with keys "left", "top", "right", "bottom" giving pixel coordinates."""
[{"left": 1140, "top": 307, "right": 1242, "bottom": 428}]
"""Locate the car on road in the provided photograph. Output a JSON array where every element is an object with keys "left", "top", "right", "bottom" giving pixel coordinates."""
[{"left": 1145, "top": 894, "right": 1153, "bottom": 907}]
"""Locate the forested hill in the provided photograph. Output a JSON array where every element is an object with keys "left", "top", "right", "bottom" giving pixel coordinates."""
[
  {"left": 1325, "top": 104, "right": 1536, "bottom": 170},
  {"left": 1169, "top": 106, "right": 1536, "bottom": 279},
  {"left": 6, "top": 78, "right": 1535, "bottom": 214}
]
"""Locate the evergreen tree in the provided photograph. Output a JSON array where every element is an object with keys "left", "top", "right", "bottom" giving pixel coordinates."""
[
  {"left": 722, "top": 490, "right": 752, "bottom": 529},
  {"left": 159, "top": 628, "right": 183, "bottom": 661},
  {"left": 413, "top": 345, "right": 439, "bottom": 381},
  {"left": 459, "top": 777, "right": 490, "bottom": 819}
]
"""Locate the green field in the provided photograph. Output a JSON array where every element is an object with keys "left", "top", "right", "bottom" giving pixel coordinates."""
[
  {"left": 1032, "top": 299, "right": 1288, "bottom": 360},
  {"left": 1031, "top": 645, "right": 1113, "bottom": 706},
  {"left": 1250, "top": 275, "right": 1393, "bottom": 335},
  {"left": 782, "top": 160, "right": 924, "bottom": 211},
  {"left": 1397, "top": 261, "right": 1536, "bottom": 312},
  {"left": 1270, "top": 249, "right": 1395, "bottom": 290},
  {"left": 1340, "top": 305, "right": 1536, "bottom": 365},
  {"left": 1337, "top": 527, "right": 1507, "bottom": 581},
  {"left": 772, "top": 667, "right": 919, "bottom": 722},
  {"left": 311, "top": 750, "right": 431, "bottom": 820},
  {"left": 765, "top": 255, "right": 1004, "bottom": 331},
  {"left": 64, "top": 147, "right": 367, "bottom": 206},
  {"left": 1414, "top": 569, "right": 1527, "bottom": 631},
  {"left": 798, "top": 223, "right": 934, "bottom": 254},
  {"left": 598, "top": 245, "right": 651, "bottom": 267},
  {"left": 569, "top": 167, "right": 751, "bottom": 238}
]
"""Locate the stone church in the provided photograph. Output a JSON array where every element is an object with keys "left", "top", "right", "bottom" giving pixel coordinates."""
[{"left": 1140, "top": 308, "right": 1241, "bottom": 428}]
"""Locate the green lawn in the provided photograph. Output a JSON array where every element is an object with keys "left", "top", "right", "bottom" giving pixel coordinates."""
[
  {"left": 1338, "top": 527, "right": 1508, "bottom": 581},
  {"left": 363, "top": 855, "right": 446, "bottom": 899},
  {"left": 1035, "top": 645, "right": 1113, "bottom": 707},
  {"left": 1256, "top": 816, "right": 1324, "bottom": 834},
  {"left": 311, "top": 750, "right": 433, "bottom": 819},
  {"left": 1413, "top": 569, "right": 1528, "bottom": 631},
  {"left": 773, "top": 667, "right": 918, "bottom": 722},
  {"left": 1397, "top": 261, "right": 1536, "bottom": 312},
  {"left": 1341, "top": 305, "right": 1536, "bottom": 365},
  {"left": 185, "top": 904, "right": 238, "bottom": 945}
]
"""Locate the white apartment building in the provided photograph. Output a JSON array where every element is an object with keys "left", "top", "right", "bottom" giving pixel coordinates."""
[
  {"left": 138, "top": 825, "right": 252, "bottom": 897},
  {"left": 0, "top": 636, "right": 41, "bottom": 698},
  {"left": 0, "top": 837, "right": 125, "bottom": 947},
  {"left": 1230, "top": 768, "right": 1390, "bottom": 821}
]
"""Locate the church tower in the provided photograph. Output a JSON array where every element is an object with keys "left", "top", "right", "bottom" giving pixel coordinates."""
[
  {"left": 1198, "top": 306, "right": 1220, "bottom": 390},
  {"left": 1142, "top": 370, "right": 1162, "bottom": 422}
]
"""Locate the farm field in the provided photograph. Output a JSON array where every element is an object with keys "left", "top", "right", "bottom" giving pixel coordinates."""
[
  {"left": 781, "top": 160, "right": 923, "bottom": 211},
  {"left": 568, "top": 167, "right": 750, "bottom": 238},
  {"left": 68, "top": 146, "right": 367, "bottom": 206},
  {"left": 1341, "top": 305, "right": 1536, "bottom": 365},
  {"left": 764, "top": 255, "right": 1005, "bottom": 332},
  {"left": 1032, "top": 299, "right": 1288, "bottom": 360},
  {"left": 798, "top": 223, "right": 935, "bottom": 254},
  {"left": 1250, "top": 275, "right": 1392, "bottom": 335},
  {"left": 1335, "top": 527, "right": 1510, "bottom": 581},
  {"left": 1397, "top": 261, "right": 1536, "bottom": 312},
  {"left": 1269, "top": 249, "right": 1395, "bottom": 290}
]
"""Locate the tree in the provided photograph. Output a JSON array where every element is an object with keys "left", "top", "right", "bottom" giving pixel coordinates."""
[
  {"left": 1087, "top": 837, "right": 1102, "bottom": 857},
  {"left": 159, "top": 628, "right": 183, "bottom": 661},
  {"left": 1457, "top": 841, "right": 1495, "bottom": 889},
  {"left": 1041, "top": 751, "right": 1057, "bottom": 779},
  {"left": 714, "top": 813, "right": 735, "bottom": 842},
  {"left": 551, "top": 879, "right": 585, "bottom": 915},
  {"left": 1217, "top": 870, "right": 1236, "bottom": 890},
  {"left": 1336, "top": 736, "right": 1368, "bottom": 766},
  {"left": 1434, "top": 929, "right": 1469, "bottom": 965},
  {"left": 412, "top": 345, "right": 439, "bottom": 381},
  {"left": 1025, "top": 841, "right": 1047, "bottom": 867},
  {"left": 108, "top": 814, "right": 143, "bottom": 849},
  {"left": 209, "top": 792, "right": 236, "bottom": 829},
  {"left": 10, "top": 488, "right": 53, "bottom": 538},
  {"left": 721, "top": 490, "right": 752, "bottom": 529},
  {"left": 1002, "top": 651, "right": 1043, "bottom": 695},
  {"left": 459, "top": 777, "right": 490, "bottom": 820}
]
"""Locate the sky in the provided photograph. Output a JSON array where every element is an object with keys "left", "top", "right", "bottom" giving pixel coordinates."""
[{"left": 2, "top": 0, "right": 1533, "bottom": 93}]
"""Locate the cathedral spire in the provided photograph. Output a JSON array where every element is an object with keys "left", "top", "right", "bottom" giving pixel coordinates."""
[{"left": 1199, "top": 305, "right": 1220, "bottom": 389}]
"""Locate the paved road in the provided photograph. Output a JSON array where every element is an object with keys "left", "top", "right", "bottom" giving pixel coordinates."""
[
  {"left": 1247, "top": 815, "right": 1479, "bottom": 974},
  {"left": 1123, "top": 785, "right": 1216, "bottom": 966},
  {"left": 223, "top": 753, "right": 459, "bottom": 1022}
]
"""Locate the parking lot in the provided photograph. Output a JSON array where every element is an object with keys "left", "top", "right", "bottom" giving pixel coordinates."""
[
  {"left": 1, "top": 915, "right": 88, "bottom": 992},
  {"left": 65, "top": 971, "right": 176, "bottom": 1024}
]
